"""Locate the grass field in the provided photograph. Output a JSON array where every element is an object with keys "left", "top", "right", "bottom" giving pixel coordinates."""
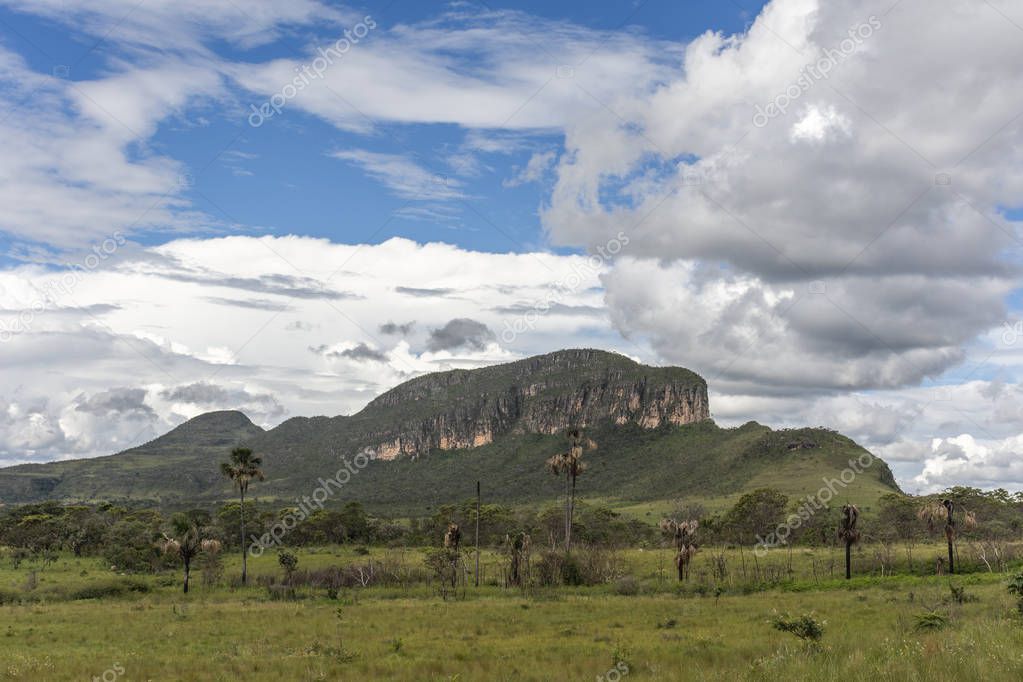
[{"left": 2, "top": 544, "right": 1023, "bottom": 681}]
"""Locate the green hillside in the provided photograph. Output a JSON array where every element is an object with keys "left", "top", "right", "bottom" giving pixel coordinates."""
[{"left": 0, "top": 350, "right": 901, "bottom": 513}]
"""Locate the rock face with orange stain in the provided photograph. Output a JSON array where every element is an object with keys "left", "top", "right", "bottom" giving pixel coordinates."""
[{"left": 353, "top": 349, "right": 709, "bottom": 460}]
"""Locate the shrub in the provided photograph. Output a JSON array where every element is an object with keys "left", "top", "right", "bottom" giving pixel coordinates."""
[
  {"left": 278, "top": 551, "right": 299, "bottom": 581},
  {"left": 914, "top": 611, "right": 949, "bottom": 631},
  {"left": 1008, "top": 572, "right": 1023, "bottom": 615},
  {"left": 561, "top": 554, "right": 584, "bottom": 586},
  {"left": 266, "top": 584, "right": 298, "bottom": 601},
  {"left": 0, "top": 588, "right": 22, "bottom": 605},
  {"left": 69, "top": 578, "right": 150, "bottom": 600},
  {"left": 948, "top": 583, "right": 977, "bottom": 604},
  {"left": 614, "top": 575, "right": 640, "bottom": 596},
  {"left": 771, "top": 613, "right": 825, "bottom": 642}
]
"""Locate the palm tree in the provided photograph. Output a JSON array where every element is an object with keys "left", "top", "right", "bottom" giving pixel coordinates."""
[
  {"left": 660, "top": 518, "right": 699, "bottom": 581},
  {"left": 545, "top": 428, "right": 595, "bottom": 552},
  {"left": 918, "top": 498, "right": 977, "bottom": 575},
  {"left": 161, "top": 514, "right": 206, "bottom": 594},
  {"left": 838, "top": 504, "right": 861, "bottom": 580},
  {"left": 220, "top": 447, "right": 264, "bottom": 585}
]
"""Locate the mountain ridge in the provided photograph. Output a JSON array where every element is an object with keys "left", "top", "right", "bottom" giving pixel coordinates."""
[{"left": 0, "top": 349, "right": 900, "bottom": 510}]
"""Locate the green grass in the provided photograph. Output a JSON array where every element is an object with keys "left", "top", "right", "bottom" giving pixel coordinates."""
[{"left": 2, "top": 543, "right": 1023, "bottom": 680}]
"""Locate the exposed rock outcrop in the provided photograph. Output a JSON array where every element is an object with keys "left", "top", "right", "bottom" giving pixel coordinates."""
[{"left": 353, "top": 349, "right": 709, "bottom": 459}]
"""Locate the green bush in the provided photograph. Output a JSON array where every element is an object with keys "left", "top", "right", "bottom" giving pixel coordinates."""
[
  {"left": 914, "top": 611, "right": 949, "bottom": 631},
  {"left": 772, "top": 613, "right": 825, "bottom": 642},
  {"left": 69, "top": 578, "right": 150, "bottom": 600},
  {"left": 614, "top": 575, "right": 640, "bottom": 596}
]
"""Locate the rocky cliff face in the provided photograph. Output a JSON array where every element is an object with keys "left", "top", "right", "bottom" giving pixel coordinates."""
[{"left": 352, "top": 349, "right": 709, "bottom": 459}]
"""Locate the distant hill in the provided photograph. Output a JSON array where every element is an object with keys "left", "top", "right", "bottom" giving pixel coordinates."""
[{"left": 0, "top": 349, "right": 900, "bottom": 513}]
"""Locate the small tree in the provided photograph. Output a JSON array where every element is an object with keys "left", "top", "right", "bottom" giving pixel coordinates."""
[
  {"left": 878, "top": 494, "right": 921, "bottom": 571},
  {"left": 221, "top": 448, "right": 265, "bottom": 586},
  {"left": 278, "top": 550, "right": 299, "bottom": 583},
  {"left": 772, "top": 612, "right": 825, "bottom": 645}
]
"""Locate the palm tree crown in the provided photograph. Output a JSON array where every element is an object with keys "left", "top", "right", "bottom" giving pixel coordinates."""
[{"left": 220, "top": 447, "right": 265, "bottom": 494}]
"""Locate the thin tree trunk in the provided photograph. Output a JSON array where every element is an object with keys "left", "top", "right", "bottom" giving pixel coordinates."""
[
  {"left": 240, "top": 487, "right": 247, "bottom": 586},
  {"left": 569, "top": 473, "right": 577, "bottom": 552},
  {"left": 845, "top": 540, "right": 852, "bottom": 580},
  {"left": 947, "top": 538, "right": 955, "bottom": 575},
  {"left": 564, "top": 474, "right": 571, "bottom": 552},
  {"left": 183, "top": 559, "right": 191, "bottom": 594},
  {"left": 474, "top": 481, "right": 481, "bottom": 588}
]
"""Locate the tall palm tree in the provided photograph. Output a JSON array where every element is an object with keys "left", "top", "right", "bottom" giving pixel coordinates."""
[
  {"left": 545, "top": 428, "right": 595, "bottom": 552},
  {"left": 220, "top": 447, "right": 264, "bottom": 586}
]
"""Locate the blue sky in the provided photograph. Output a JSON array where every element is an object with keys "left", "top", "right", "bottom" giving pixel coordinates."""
[
  {"left": 0, "top": 0, "right": 1022, "bottom": 493},
  {"left": 0, "top": 0, "right": 768, "bottom": 257}
]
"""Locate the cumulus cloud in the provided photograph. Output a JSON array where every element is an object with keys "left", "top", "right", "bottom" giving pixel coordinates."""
[
  {"left": 548, "top": 0, "right": 1023, "bottom": 397},
  {"left": 0, "top": 236, "right": 619, "bottom": 464},
  {"left": 427, "top": 318, "right": 496, "bottom": 352}
]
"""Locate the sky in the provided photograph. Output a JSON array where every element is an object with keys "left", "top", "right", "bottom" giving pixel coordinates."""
[{"left": 0, "top": 0, "right": 1022, "bottom": 494}]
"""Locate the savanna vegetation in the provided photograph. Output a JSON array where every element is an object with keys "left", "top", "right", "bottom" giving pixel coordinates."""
[
  {"left": 4, "top": 478, "right": 1023, "bottom": 680},
  {"left": 5, "top": 431, "right": 1023, "bottom": 680}
]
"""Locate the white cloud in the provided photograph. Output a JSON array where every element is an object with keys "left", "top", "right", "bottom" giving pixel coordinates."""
[
  {"left": 332, "top": 150, "right": 466, "bottom": 201},
  {"left": 544, "top": 0, "right": 1023, "bottom": 398},
  {"left": 504, "top": 151, "right": 558, "bottom": 187},
  {"left": 228, "top": 8, "right": 678, "bottom": 132},
  {"left": 0, "top": 235, "right": 622, "bottom": 463}
]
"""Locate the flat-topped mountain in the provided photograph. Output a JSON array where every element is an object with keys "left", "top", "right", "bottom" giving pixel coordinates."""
[
  {"left": 0, "top": 350, "right": 899, "bottom": 511},
  {"left": 252, "top": 349, "right": 708, "bottom": 464}
]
